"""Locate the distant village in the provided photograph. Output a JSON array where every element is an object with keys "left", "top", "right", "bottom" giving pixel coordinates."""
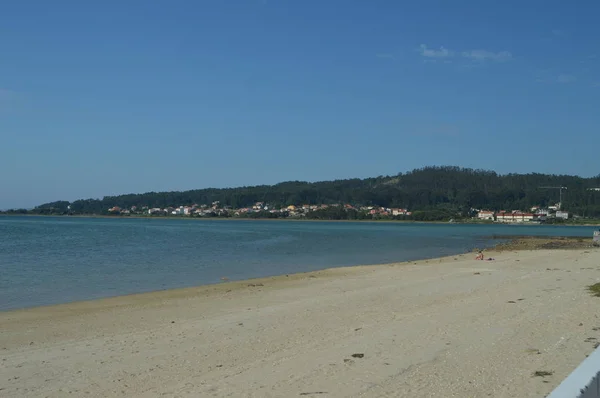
[
  {"left": 107, "top": 202, "right": 413, "bottom": 218},
  {"left": 105, "top": 201, "right": 575, "bottom": 223},
  {"left": 473, "top": 203, "right": 569, "bottom": 223}
]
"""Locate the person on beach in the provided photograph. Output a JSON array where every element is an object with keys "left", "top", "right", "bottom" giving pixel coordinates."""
[{"left": 475, "top": 251, "right": 484, "bottom": 260}]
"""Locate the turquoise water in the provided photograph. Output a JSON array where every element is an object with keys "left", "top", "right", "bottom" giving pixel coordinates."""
[{"left": 0, "top": 216, "right": 597, "bottom": 311}]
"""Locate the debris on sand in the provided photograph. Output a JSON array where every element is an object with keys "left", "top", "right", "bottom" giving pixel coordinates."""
[{"left": 532, "top": 370, "right": 553, "bottom": 378}]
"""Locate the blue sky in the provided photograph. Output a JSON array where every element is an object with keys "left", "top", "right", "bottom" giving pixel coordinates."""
[{"left": 1, "top": 0, "right": 599, "bottom": 209}]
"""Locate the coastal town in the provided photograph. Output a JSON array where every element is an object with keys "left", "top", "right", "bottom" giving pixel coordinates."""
[
  {"left": 104, "top": 199, "right": 573, "bottom": 224},
  {"left": 107, "top": 202, "right": 413, "bottom": 218}
]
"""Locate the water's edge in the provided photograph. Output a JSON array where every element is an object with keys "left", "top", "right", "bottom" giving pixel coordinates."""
[{"left": 1, "top": 246, "right": 497, "bottom": 313}]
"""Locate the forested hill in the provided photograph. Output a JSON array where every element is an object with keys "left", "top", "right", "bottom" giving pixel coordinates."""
[{"left": 29, "top": 166, "right": 600, "bottom": 217}]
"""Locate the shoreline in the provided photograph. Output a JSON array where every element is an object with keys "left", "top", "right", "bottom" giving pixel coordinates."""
[
  {"left": 2, "top": 246, "right": 600, "bottom": 397},
  {"left": 1, "top": 237, "right": 596, "bottom": 314},
  {"left": 0, "top": 213, "right": 461, "bottom": 224},
  {"left": 3, "top": 213, "right": 600, "bottom": 226},
  {"left": 0, "top": 250, "right": 482, "bottom": 314},
  {"left": 0, "top": 252, "right": 468, "bottom": 315}
]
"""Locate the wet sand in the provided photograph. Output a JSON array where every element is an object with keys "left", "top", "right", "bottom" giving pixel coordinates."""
[{"left": 2, "top": 247, "right": 600, "bottom": 397}]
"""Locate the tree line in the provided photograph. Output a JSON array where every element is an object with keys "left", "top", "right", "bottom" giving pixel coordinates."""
[{"left": 10, "top": 166, "right": 600, "bottom": 219}]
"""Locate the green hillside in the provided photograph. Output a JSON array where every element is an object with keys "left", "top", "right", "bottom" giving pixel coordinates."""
[{"left": 12, "top": 166, "right": 600, "bottom": 219}]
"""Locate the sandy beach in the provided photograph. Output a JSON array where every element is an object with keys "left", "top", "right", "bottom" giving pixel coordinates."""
[{"left": 2, "top": 247, "right": 600, "bottom": 397}]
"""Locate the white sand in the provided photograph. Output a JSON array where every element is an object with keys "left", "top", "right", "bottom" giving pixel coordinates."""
[{"left": 2, "top": 248, "right": 600, "bottom": 397}]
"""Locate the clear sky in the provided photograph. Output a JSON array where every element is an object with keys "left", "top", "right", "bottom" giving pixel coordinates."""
[{"left": 1, "top": 0, "right": 599, "bottom": 209}]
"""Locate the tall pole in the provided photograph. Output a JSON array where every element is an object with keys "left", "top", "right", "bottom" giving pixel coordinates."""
[{"left": 538, "top": 186, "right": 567, "bottom": 210}]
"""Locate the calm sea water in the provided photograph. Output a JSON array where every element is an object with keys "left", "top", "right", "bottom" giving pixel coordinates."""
[{"left": 0, "top": 216, "right": 597, "bottom": 311}]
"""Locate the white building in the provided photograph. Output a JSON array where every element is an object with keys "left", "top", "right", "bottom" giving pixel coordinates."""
[
  {"left": 392, "top": 208, "right": 408, "bottom": 216},
  {"left": 477, "top": 210, "right": 495, "bottom": 220},
  {"left": 548, "top": 203, "right": 562, "bottom": 211},
  {"left": 556, "top": 211, "right": 569, "bottom": 219},
  {"left": 171, "top": 206, "right": 186, "bottom": 215},
  {"left": 496, "top": 211, "right": 535, "bottom": 223}
]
